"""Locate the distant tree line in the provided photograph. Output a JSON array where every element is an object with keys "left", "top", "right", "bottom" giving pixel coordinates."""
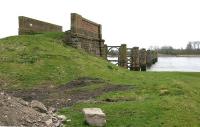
[
  {"left": 157, "top": 41, "right": 200, "bottom": 55},
  {"left": 186, "top": 41, "right": 200, "bottom": 50},
  {"left": 108, "top": 41, "right": 200, "bottom": 56}
]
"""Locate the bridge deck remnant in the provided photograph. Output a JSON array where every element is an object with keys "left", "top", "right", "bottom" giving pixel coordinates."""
[{"left": 18, "top": 16, "right": 62, "bottom": 35}]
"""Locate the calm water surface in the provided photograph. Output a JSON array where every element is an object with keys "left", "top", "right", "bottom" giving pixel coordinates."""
[
  {"left": 148, "top": 57, "right": 200, "bottom": 72},
  {"left": 108, "top": 57, "right": 200, "bottom": 72}
]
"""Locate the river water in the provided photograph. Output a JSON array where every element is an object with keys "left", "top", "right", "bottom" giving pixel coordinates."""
[
  {"left": 108, "top": 57, "right": 200, "bottom": 72},
  {"left": 148, "top": 57, "right": 200, "bottom": 72}
]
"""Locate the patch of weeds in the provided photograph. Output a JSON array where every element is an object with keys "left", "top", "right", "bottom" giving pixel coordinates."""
[
  {"left": 171, "top": 88, "right": 185, "bottom": 96},
  {"left": 98, "top": 91, "right": 138, "bottom": 102},
  {"left": 107, "top": 65, "right": 114, "bottom": 70}
]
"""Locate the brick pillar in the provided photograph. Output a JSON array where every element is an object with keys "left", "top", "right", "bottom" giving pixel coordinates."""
[
  {"left": 71, "top": 13, "right": 82, "bottom": 34},
  {"left": 139, "top": 48, "right": 147, "bottom": 71},
  {"left": 98, "top": 25, "right": 102, "bottom": 39},
  {"left": 69, "top": 13, "right": 82, "bottom": 49},
  {"left": 130, "top": 47, "right": 140, "bottom": 71},
  {"left": 98, "top": 24, "right": 104, "bottom": 57},
  {"left": 118, "top": 44, "right": 127, "bottom": 68},
  {"left": 146, "top": 50, "right": 152, "bottom": 67}
]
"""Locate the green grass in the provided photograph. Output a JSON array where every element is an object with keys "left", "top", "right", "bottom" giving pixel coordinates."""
[
  {"left": 0, "top": 32, "right": 125, "bottom": 89},
  {"left": 60, "top": 72, "right": 200, "bottom": 127},
  {"left": 1, "top": 32, "right": 200, "bottom": 126}
]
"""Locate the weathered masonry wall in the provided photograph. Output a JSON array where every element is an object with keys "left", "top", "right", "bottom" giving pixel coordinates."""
[
  {"left": 71, "top": 13, "right": 102, "bottom": 39},
  {"left": 64, "top": 13, "right": 105, "bottom": 57},
  {"left": 18, "top": 16, "right": 62, "bottom": 35}
]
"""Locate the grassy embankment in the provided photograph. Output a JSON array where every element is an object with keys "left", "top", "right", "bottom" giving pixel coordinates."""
[{"left": 0, "top": 33, "right": 200, "bottom": 127}]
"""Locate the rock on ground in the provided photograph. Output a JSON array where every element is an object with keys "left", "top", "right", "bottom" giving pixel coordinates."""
[
  {"left": 31, "top": 100, "right": 48, "bottom": 113},
  {"left": 83, "top": 108, "right": 106, "bottom": 127},
  {"left": 159, "top": 89, "right": 169, "bottom": 96},
  {"left": 0, "top": 92, "right": 65, "bottom": 127}
]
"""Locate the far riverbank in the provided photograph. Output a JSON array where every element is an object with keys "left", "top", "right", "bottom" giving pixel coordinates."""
[{"left": 158, "top": 54, "right": 200, "bottom": 57}]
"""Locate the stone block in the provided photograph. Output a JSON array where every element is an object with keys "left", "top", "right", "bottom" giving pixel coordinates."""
[
  {"left": 82, "top": 108, "right": 106, "bottom": 127},
  {"left": 30, "top": 100, "right": 47, "bottom": 113}
]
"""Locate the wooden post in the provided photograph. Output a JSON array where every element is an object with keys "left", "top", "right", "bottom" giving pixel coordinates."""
[
  {"left": 139, "top": 48, "right": 147, "bottom": 71},
  {"left": 155, "top": 50, "right": 158, "bottom": 62},
  {"left": 99, "top": 40, "right": 105, "bottom": 58},
  {"left": 151, "top": 50, "right": 157, "bottom": 64},
  {"left": 118, "top": 44, "right": 127, "bottom": 68},
  {"left": 130, "top": 47, "right": 140, "bottom": 71},
  {"left": 146, "top": 50, "right": 152, "bottom": 67},
  {"left": 102, "top": 44, "right": 108, "bottom": 60}
]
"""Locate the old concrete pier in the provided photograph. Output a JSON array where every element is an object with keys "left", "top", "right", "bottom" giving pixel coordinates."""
[
  {"left": 130, "top": 47, "right": 140, "bottom": 71},
  {"left": 118, "top": 44, "right": 128, "bottom": 68},
  {"left": 139, "top": 48, "right": 147, "bottom": 71},
  {"left": 107, "top": 45, "right": 158, "bottom": 71}
]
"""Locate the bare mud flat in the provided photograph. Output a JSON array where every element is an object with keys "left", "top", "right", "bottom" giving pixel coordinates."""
[{"left": 6, "top": 77, "right": 133, "bottom": 108}]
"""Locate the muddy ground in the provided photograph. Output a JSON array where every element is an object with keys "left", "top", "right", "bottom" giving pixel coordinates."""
[{"left": 5, "top": 77, "right": 133, "bottom": 108}]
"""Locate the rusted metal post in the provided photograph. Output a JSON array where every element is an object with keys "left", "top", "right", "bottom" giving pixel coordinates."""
[
  {"left": 146, "top": 50, "right": 152, "bottom": 67},
  {"left": 130, "top": 47, "right": 140, "bottom": 71},
  {"left": 139, "top": 48, "right": 147, "bottom": 71},
  {"left": 118, "top": 44, "right": 127, "bottom": 68}
]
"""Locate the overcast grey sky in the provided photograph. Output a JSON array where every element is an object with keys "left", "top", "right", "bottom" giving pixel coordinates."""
[{"left": 1, "top": 0, "right": 200, "bottom": 49}]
